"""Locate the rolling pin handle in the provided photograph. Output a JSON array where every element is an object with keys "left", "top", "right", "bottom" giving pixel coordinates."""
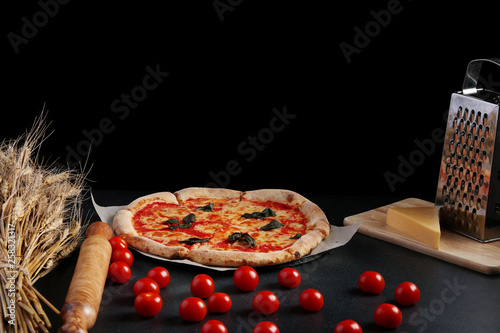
[
  {"left": 58, "top": 221, "right": 113, "bottom": 333},
  {"left": 85, "top": 221, "right": 113, "bottom": 240}
]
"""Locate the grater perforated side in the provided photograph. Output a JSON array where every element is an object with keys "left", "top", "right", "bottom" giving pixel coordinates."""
[{"left": 435, "top": 58, "right": 500, "bottom": 242}]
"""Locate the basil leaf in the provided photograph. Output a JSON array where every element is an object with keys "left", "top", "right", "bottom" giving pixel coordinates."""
[
  {"left": 164, "top": 218, "right": 179, "bottom": 225},
  {"left": 164, "top": 218, "right": 180, "bottom": 230},
  {"left": 241, "top": 233, "right": 256, "bottom": 248},
  {"left": 179, "top": 237, "right": 210, "bottom": 245},
  {"left": 228, "top": 232, "right": 243, "bottom": 243},
  {"left": 290, "top": 233, "right": 302, "bottom": 239},
  {"left": 262, "top": 207, "right": 276, "bottom": 217},
  {"left": 180, "top": 213, "right": 196, "bottom": 228},
  {"left": 197, "top": 202, "right": 214, "bottom": 212},
  {"left": 241, "top": 212, "right": 255, "bottom": 219},
  {"left": 183, "top": 213, "right": 196, "bottom": 224},
  {"left": 241, "top": 207, "right": 276, "bottom": 219},
  {"left": 259, "top": 220, "right": 283, "bottom": 231},
  {"left": 227, "top": 232, "right": 256, "bottom": 248}
]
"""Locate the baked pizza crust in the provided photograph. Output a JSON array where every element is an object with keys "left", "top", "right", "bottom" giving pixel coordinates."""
[
  {"left": 241, "top": 189, "right": 308, "bottom": 206},
  {"left": 112, "top": 188, "right": 331, "bottom": 267},
  {"left": 113, "top": 206, "right": 189, "bottom": 259},
  {"left": 124, "top": 192, "right": 178, "bottom": 214},
  {"left": 285, "top": 230, "right": 325, "bottom": 259},
  {"left": 175, "top": 187, "right": 241, "bottom": 202},
  {"left": 300, "top": 200, "right": 330, "bottom": 237},
  {"left": 186, "top": 248, "right": 295, "bottom": 267}
]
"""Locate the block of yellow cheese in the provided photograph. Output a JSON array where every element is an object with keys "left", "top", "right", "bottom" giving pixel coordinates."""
[{"left": 386, "top": 206, "right": 441, "bottom": 250}]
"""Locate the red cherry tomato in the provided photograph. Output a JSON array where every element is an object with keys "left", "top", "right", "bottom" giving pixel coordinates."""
[
  {"left": 374, "top": 303, "right": 402, "bottom": 329},
  {"left": 299, "top": 289, "right": 324, "bottom": 312},
  {"left": 147, "top": 266, "right": 171, "bottom": 289},
  {"left": 201, "top": 320, "right": 228, "bottom": 333},
  {"left": 179, "top": 297, "right": 207, "bottom": 322},
  {"left": 253, "top": 321, "right": 280, "bottom": 333},
  {"left": 278, "top": 268, "right": 301, "bottom": 288},
  {"left": 111, "top": 248, "right": 133, "bottom": 266},
  {"left": 191, "top": 274, "right": 215, "bottom": 299},
  {"left": 134, "top": 292, "right": 162, "bottom": 317},
  {"left": 233, "top": 266, "right": 259, "bottom": 292},
  {"left": 133, "top": 278, "right": 160, "bottom": 297},
  {"left": 358, "top": 271, "right": 385, "bottom": 294},
  {"left": 207, "top": 292, "right": 232, "bottom": 313},
  {"left": 109, "top": 236, "right": 128, "bottom": 251},
  {"left": 108, "top": 261, "right": 131, "bottom": 284},
  {"left": 253, "top": 291, "right": 279, "bottom": 315},
  {"left": 334, "top": 320, "right": 363, "bottom": 333},
  {"left": 395, "top": 282, "right": 421, "bottom": 306}
]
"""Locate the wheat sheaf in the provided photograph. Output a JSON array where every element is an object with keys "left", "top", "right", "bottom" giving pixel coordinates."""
[{"left": 0, "top": 112, "right": 87, "bottom": 332}]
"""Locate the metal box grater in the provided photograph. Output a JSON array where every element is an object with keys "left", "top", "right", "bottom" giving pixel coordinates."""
[{"left": 436, "top": 58, "right": 500, "bottom": 242}]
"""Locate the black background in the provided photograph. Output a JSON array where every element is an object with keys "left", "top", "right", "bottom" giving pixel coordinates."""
[{"left": 3, "top": 0, "right": 500, "bottom": 199}]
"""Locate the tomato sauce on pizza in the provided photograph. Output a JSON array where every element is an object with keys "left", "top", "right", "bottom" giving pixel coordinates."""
[
  {"left": 131, "top": 198, "right": 307, "bottom": 252},
  {"left": 113, "top": 188, "right": 330, "bottom": 267}
]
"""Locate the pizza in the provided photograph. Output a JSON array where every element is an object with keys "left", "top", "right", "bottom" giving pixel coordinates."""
[{"left": 112, "top": 187, "right": 330, "bottom": 267}]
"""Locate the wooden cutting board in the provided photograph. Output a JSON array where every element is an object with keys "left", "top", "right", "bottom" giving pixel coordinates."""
[{"left": 343, "top": 198, "right": 500, "bottom": 275}]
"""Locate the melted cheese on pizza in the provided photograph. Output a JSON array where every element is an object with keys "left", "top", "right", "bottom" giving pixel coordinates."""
[{"left": 131, "top": 197, "right": 308, "bottom": 252}]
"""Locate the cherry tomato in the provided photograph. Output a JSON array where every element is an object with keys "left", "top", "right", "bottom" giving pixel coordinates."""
[
  {"left": 358, "top": 271, "right": 385, "bottom": 294},
  {"left": 253, "top": 321, "right": 280, "bottom": 333},
  {"left": 395, "top": 282, "right": 421, "bottom": 306},
  {"left": 334, "top": 320, "right": 363, "bottom": 333},
  {"left": 278, "top": 268, "right": 301, "bottom": 288},
  {"left": 201, "top": 320, "right": 228, "bottom": 333},
  {"left": 111, "top": 248, "right": 133, "bottom": 266},
  {"left": 374, "top": 303, "right": 402, "bottom": 329},
  {"left": 299, "top": 289, "right": 324, "bottom": 312},
  {"left": 108, "top": 261, "right": 131, "bottom": 284},
  {"left": 109, "top": 236, "right": 128, "bottom": 252},
  {"left": 147, "top": 266, "right": 171, "bottom": 288},
  {"left": 191, "top": 274, "right": 215, "bottom": 299},
  {"left": 179, "top": 297, "right": 207, "bottom": 322},
  {"left": 133, "top": 277, "right": 160, "bottom": 297},
  {"left": 253, "top": 291, "right": 279, "bottom": 315},
  {"left": 233, "top": 266, "right": 259, "bottom": 292},
  {"left": 207, "top": 292, "right": 232, "bottom": 313},
  {"left": 134, "top": 292, "right": 162, "bottom": 317}
]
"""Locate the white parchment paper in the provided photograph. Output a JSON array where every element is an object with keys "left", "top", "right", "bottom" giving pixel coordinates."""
[{"left": 92, "top": 194, "right": 362, "bottom": 271}]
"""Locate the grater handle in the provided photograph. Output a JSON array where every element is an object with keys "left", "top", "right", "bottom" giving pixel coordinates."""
[{"left": 463, "top": 57, "right": 500, "bottom": 95}]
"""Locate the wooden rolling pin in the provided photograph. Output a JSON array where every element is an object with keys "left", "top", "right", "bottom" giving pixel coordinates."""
[{"left": 58, "top": 221, "right": 113, "bottom": 333}]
